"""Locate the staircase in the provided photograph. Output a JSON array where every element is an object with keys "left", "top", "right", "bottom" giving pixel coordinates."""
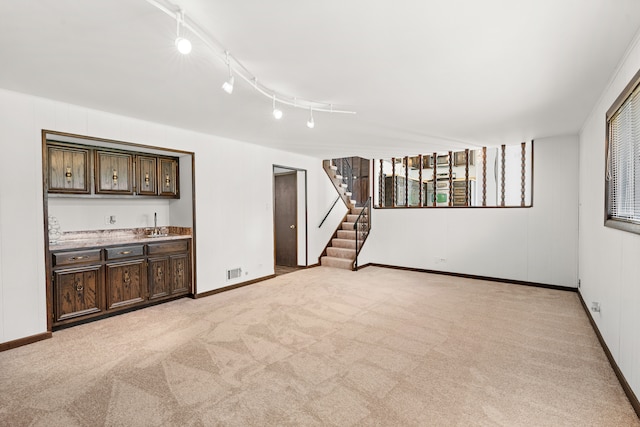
[
  {"left": 322, "top": 160, "right": 358, "bottom": 210},
  {"left": 320, "top": 206, "right": 364, "bottom": 269},
  {"left": 320, "top": 160, "right": 370, "bottom": 270}
]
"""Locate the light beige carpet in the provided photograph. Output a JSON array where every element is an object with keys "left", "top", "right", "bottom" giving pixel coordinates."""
[{"left": 0, "top": 266, "right": 637, "bottom": 426}]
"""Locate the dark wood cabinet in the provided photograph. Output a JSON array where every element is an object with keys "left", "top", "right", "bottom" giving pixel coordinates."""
[
  {"left": 47, "top": 144, "right": 91, "bottom": 194},
  {"left": 105, "top": 259, "right": 145, "bottom": 309},
  {"left": 170, "top": 253, "right": 190, "bottom": 295},
  {"left": 54, "top": 265, "right": 102, "bottom": 321},
  {"left": 46, "top": 141, "right": 179, "bottom": 198},
  {"left": 148, "top": 257, "right": 170, "bottom": 299},
  {"left": 158, "top": 157, "right": 179, "bottom": 197},
  {"left": 95, "top": 151, "right": 134, "bottom": 194},
  {"left": 148, "top": 240, "right": 190, "bottom": 298},
  {"left": 136, "top": 155, "right": 157, "bottom": 195},
  {"left": 51, "top": 238, "right": 191, "bottom": 328}
]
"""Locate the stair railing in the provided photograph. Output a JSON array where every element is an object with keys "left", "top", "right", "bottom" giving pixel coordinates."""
[
  {"left": 333, "top": 157, "right": 354, "bottom": 195},
  {"left": 318, "top": 195, "right": 341, "bottom": 228},
  {"left": 354, "top": 197, "right": 372, "bottom": 270}
]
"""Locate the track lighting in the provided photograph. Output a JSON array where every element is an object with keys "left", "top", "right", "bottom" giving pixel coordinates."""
[
  {"left": 174, "top": 9, "right": 191, "bottom": 54},
  {"left": 272, "top": 96, "right": 282, "bottom": 120},
  {"left": 146, "top": 0, "right": 356, "bottom": 119},
  {"left": 306, "top": 109, "right": 315, "bottom": 129},
  {"left": 221, "top": 52, "right": 234, "bottom": 94}
]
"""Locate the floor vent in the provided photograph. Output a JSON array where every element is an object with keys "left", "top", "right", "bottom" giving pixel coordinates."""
[{"left": 227, "top": 267, "right": 242, "bottom": 280}]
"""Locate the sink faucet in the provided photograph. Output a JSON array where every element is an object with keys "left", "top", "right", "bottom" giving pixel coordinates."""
[{"left": 153, "top": 212, "right": 158, "bottom": 235}]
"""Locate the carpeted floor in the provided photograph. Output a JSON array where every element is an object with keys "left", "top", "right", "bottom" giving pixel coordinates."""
[
  {"left": 275, "top": 265, "right": 303, "bottom": 276},
  {"left": 0, "top": 266, "right": 637, "bottom": 426}
]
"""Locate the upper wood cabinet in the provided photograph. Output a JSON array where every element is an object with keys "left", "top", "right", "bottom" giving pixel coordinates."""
[
  {"left": 158, "top": 157, "right": 179, "bottom": 197},
  {"left": 46, "top": 141, "right": 180, "bottom": 198},
  {"left": 136, "top": 155, "right": 157, "bottom": 196},
  {"left": 95, "top": 150, "right": 134, "bottom": 195},
  {"left": 47, "top": 144, "right": 91, "bottom": 194}
]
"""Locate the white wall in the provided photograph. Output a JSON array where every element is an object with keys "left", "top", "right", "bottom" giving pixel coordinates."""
[
  {"left": 0, "top": 88, "right": 341, "bottom": 345},
  {"left": 359, "top": 135, "right": 579, "bottom": 287},
  {"left": 579, "top": 33, "right": 640, "bottom": 400},
  {"left": 48, "top": 198, "right": 172, "bottom": 231}
]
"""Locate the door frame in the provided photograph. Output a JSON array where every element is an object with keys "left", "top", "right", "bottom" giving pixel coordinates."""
[{"left": 272, "top": 165, "right": 308, "bottom": 269}]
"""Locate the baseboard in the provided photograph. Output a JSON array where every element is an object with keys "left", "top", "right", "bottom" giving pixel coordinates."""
[
  {"left": 195, "top": 274, "right": 276, "bottom": 299},
  {"left": 366, "top": 263, "right": 578, "bottom": 292},
  {"left": 305, "top": 263, "right": 321, "bottom": 269},
  {"left": 0, "top": 331, "right": 52, "bottom": 352},
  {"left": 577, "top": 292, "right": 640, "bottom": 418}
]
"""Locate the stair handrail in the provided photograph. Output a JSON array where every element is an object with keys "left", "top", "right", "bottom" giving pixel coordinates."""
[
  {"left": 353, "top": 197, "right": 372, "bottom": 270},
  {"left": 333, "top": 157, "right": 354, "bottom": 195},
  {"left": 318, "top": 195, "right": 341, "bottom": 228}
]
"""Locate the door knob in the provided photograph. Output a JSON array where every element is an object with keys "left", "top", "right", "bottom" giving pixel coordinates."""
[{"left": 290, "top": 224, "right": 296, "bottom": 229}]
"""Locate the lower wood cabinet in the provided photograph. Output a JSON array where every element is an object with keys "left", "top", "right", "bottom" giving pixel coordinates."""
[
  {"left": 148, "top": 257, "right": 170, "bottom": 300},
  {"left": 170, "top": 254, "right": 190, "bottom": 294},
  {"left": 51, "top": 238, "right": 191, "bottom": 328},
  {"left": 106, "top": 259, "right": 146, "bottom": 309},
  {"left": 54, "top": 265, "right": 102, "bottom": 322},
  {"left": 148, "top": 241, "right": 191, "bottom": 299}
]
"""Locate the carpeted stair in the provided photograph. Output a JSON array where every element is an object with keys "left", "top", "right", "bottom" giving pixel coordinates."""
[{"left": 321, "top": 207, "right": 363, "bottom": 270}]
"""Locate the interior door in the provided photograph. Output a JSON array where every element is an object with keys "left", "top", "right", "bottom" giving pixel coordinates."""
[{"left": 274, "top": 172, "right": 297, "bottom": 267}]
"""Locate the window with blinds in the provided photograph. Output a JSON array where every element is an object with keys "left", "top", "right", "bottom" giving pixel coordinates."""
[{"left": 606, "top": 68, "right": 640, "bottom": 233}]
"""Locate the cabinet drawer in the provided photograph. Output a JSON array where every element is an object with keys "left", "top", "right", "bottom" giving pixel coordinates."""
[
  {"left": 147, "top": 240, "right": 188, "bottom": 255},
  {"left": 106, "top": 245, "right": 144, "bottom": 260},
  {"left": 53, "top": 249, "right": 102, "bottom": 267}
]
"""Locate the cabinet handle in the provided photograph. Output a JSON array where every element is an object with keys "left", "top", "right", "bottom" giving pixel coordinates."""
[
  {"left": 157, "top": 267, "right": 163, "bottom": 278},
  {"left": 144, "top": 172, "right": 150, "bottom": 187},
  {"left": 119, "top": 251, "right": 132, "bottom": 255},
  {"left": 123, "top": 270, "right": 131, "bottom": 285},
  {"left": 65, "top": 166, "right": 72, "bottom": 182},
  {"left": 70, "top": 256, "right": 86, "bottom": 261},
  {"left": 165, "top": 174, "right": 170, "bottom": 187},
  {"left": 75, "top": 280, "right": 84, "bottom": 292},
  {"left": 112, "top": 169, "right": 118, "bottom": 185}
]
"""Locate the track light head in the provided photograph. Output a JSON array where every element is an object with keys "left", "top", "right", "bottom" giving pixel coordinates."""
[
  {"left": 272, "top": 95, "right": 282, "bottom": 119},
  {"left": 175, "top": 37, "right": 192, "bottom": 54},
  {"left": 221, "top": 52, "right": 234, "bottom": 94},
  {"left": 306, "top": 109, "right": 315, "bottom": 129},
  {"left": 174, "top": 9, "right": 191, "bottom": 54},
  {"left": 222, "top": 75, "right": 234, "bottom": 94}
]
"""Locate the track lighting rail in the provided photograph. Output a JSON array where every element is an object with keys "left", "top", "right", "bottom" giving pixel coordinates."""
[{"left": 144, "top": 0, "right": 356, "bottom": 121}]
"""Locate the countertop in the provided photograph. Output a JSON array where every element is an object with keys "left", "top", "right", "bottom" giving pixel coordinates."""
[{"left": 48, "top": 227, "right": 192, "bottom": 251}]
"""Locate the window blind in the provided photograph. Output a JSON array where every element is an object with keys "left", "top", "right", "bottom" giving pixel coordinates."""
[{"left": 608, "top": 85, "right": 640, "bottom": 222}]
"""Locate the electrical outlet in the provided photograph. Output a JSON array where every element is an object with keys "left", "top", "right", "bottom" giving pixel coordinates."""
[{"left": 104, "top": 215, "right": 111, "bottom": 225}]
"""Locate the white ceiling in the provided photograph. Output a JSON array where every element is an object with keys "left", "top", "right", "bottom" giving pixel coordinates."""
[{"left": 1, "top": 0, "right": 640, "bottom": 159}]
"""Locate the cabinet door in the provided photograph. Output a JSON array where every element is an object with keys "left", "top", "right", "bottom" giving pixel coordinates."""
[
  {"left": 148, "top": 257, "right": 170, "bottom": 299},
  {"left": 96, "top": 151, "right": 133, "bottom": 194},
  {"left": 170, "top": 253, "right": 190, "bottom": 295},
  {"left": 48, "top": 145, "right": 90, "bottom": 194},
  {"left": 158, "top": 157, "right": 179, "bottom": 197},
  {"left": 54, "top": 265, "right": 102, "bottom": 321},
  {"left": 106, "top": 259, "right": 145, "bottom": 309},
  {"left": 136, "top": 155, "right": 157, "bottom": 195}
]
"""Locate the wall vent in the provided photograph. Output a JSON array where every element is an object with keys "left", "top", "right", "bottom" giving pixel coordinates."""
[{"left": 227, "top": 267, "right": 242, "bottom": 280}]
